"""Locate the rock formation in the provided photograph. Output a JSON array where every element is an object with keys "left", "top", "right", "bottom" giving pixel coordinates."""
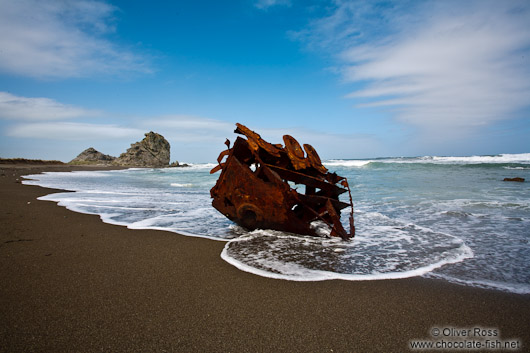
[
  {"left": 113, "top": 132, "right": 170, "bottom": 167},
  {"left": 70, "top": 148, "right": 115, "bottom": 165},
  {"left": 169, "top": 161, "right": 189, "bottom": 167},
  {"left": 69, "top": 132, "right": 176, "bottom": 168}
]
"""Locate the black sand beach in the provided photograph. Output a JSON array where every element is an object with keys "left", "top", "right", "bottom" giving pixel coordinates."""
[{"left": 1, "top": 164, "right": 529, "bottom": 352}]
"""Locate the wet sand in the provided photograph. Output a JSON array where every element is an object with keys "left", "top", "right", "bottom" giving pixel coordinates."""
[{"left": 1, "top": 164, "right": 529, "bottom": 352}]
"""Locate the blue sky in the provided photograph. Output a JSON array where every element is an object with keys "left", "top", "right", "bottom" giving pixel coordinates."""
[{"left": 1, "top": 0, "right": 529, "bottom": 163}]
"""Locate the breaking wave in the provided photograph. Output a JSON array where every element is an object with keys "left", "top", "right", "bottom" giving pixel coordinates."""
[{"left": 324, "top": 153, "right": 530, "bottom": 168}]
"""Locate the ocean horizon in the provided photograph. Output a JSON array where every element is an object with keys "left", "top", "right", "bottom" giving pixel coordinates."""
[{"left": 23, "top": 153, "right": 530, "bottom": 294}]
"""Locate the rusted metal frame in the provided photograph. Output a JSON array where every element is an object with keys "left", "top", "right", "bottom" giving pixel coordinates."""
[
  {"left": 291, "top": 195, "right": 349, "bottom": 239},
  {"left": 285, "top": 182, "right": 350, "bottom": 240},
  {"left": 292, "top": 196, "right": 334, "bottom": 229},
  {"left": 217, "top": 149, "right": 230, "bottom": 163},
  {"left": 211, "top": 123, "right": 354, "bottom": 240},
  {"left": 209, "top": 148, "right": 230, "bottom": 174},
  {"left": 264, "top": 164, "right": 347, "bottom": 196},
  {"left": 283, "top": 135, "right": 311, "bottom": 171},
  {"left": 245, "top": 149, "right": 291, "bottom": 193},
  {"left": 231, "top": 137, "right": 255, "bottom": 164},
  {"left": 235, "top": 123, "right": 282, "bottom": 157},
  {"left": 296, "top": 193, "right": 350, "bottom": 211},
  {"left": 260, "top": 163, "right": 290, "bottom": 191},
  {"left": 292, "top": 182, "right": 353, "bottom": 240},
  {"left": 299, "top": 197, "right": 349, "bottom": 239},
  {"left": 236, "top": 149, "right": 345, "bottom": 237},
  {"left": 325, "top": 172, "right": 345, "bottom": 185},
  {"left": 341, "top": 179, "right": 356, "bottom": 238},
  {"left": 231, "top": 136, "right": 287, "bottom": 190},
  {"left": 324, "top": 199, "right": 349, "bottom": 239},
  {"left": 210, "top": 137, "right": 252, "bottom": 174},
  {"left": 210, "top": 164, "right": 223, "bottom": 174},
  {"left": 303, "top": 143, "right": 328, "bottom": 174},
  {"left": 212, "top": 156, "right": 283, "bottom": 229}
]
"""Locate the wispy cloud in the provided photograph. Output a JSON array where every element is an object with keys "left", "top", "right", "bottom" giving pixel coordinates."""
[
  {"left": 0, "top": 93, "right": 230, "bottom": 145},
  {"left": 7, "top": 122, "right": 143, "bottom": 140},
  {"left": 255, "top": 0, "right": 291, "bottom": 10},
  {"left": 297, "top": 0, "right": 530, "bottom": 135},
  {"left": 0, "top": 0, "right": 152, "bottom": 79},
  {"left": 1, "top": 92, "right": 142, "bottom": 141},
  {"left": 0, "top": 92, "right": 98, "bottom": 120}
]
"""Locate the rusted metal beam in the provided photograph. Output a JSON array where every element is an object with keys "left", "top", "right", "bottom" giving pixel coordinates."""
[
  {"left": 296, "top": 193, "right": 351, "bottom": 212},
  {"left": 264, "top": 164, "right": 348, "bottom": 196}
]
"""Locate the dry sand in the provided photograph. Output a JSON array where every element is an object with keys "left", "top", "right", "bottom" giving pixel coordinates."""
[{"left": 1, "top": 164, "right": 529, "bottom": 352}]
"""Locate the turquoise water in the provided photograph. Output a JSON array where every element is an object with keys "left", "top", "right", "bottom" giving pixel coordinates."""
[{"left": 23, "top": 154, "right": 530, "bottom": 294}]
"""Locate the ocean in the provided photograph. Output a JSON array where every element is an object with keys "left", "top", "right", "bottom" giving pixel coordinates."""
[{"left": 23, "top": 153, "right": 530, "bottom": 294}]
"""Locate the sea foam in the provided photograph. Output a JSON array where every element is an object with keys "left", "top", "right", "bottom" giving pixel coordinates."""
[{"left": 221, "top": 225, "right": 473, "bottom": 282}]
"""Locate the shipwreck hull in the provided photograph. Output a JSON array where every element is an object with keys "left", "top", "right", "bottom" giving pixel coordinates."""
[{"left": 210, "top": 124, "right": 355, "bottom": 240}]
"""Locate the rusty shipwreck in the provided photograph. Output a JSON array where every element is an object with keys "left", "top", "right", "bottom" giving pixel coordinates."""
[{"left": 210, "top": 123, "right": 355, "bottom": 240}]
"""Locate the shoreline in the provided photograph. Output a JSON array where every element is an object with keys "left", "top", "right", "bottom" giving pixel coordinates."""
[{"left": 1, "top": 164, "right": 529, "bottom": 352}]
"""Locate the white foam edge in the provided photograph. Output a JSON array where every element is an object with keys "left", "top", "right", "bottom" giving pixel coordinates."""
[
  {"left": 424, "top": 273, "right": 530, "bottom": 295},
  {"left": 35, "top": 194, "right": 229, "bottom": 242},
  {"left": 27, "top": 183, "right": 145, "bottom": 196},
  {"left": 220, "top": 238, "right": 474, "bottom": 282},
  {"left": 22, "top": 178, "right": 77, "bottom": 192},
  {"left": 170, "top": 183, "right": 194, "bottom": 187},
  {"left": 324, "top": 160, "right": 372, "bottom": 167}
]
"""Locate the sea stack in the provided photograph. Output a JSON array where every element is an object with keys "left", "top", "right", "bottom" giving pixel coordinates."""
[
  {"left": 69, "top": 147, "right": 115, "bottom": 165},
  {"left": 113, "top": 131, "right": 170, "bottom": 168}
]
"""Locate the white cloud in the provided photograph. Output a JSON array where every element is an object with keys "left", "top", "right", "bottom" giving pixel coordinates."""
[
  {"left": 299, "top": 0, "right": 530, "bottom": 134},
  {"left": 7, "top": 122, "right": 143, "bottom": 140},
  {"left": 255, "top": 0, "right": 291, "bottom": 10},
  {"left": 0, "top": 0, "right": 151, "bottom": 78},
  {"left": 0, "top": 91, "right": 98, "bottom": 120}
]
